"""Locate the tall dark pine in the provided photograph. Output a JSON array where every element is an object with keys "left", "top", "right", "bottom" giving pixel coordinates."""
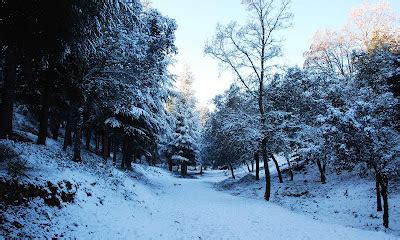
[
  {"left": 37, "top": 71, "right": 51, "bottom": 145},
  {"left": 73, "top": 107, "right": 83, "bottom": 162},
  {"left": 254, "top": 151, "right": 260, "bottom": 181},
  {"left": 0, "top": 46, "right": 17, "bottom": 139},
  {"left": 0, "top": 1, "right": 27, "bottom": 139}
]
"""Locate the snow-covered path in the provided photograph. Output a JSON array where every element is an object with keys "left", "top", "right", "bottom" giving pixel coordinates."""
[{"left": 126, "top": 171, "right": 396, "bottom": 240}]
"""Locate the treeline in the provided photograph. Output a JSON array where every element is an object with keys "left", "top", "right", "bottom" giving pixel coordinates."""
[
  {"left": 0, "top": 1, "right": 199, "bottom": 171},
  {"left": 203, "top": 0, "right": 399, "bottom": 228},
  {"left": 203, "top": 49, "right": 399, "bottom": 227}
]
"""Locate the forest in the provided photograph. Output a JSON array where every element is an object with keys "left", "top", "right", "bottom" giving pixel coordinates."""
[{"left": 0, "top": 0, "right": 399, "bottom": 239}]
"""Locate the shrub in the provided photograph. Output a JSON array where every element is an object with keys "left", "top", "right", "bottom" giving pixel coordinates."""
[
  {"left": 0, "top": 141, "right": 28, "bottom": 177},
  {"left": 0, "top": 141, "right": 19, "bottom": 162}
]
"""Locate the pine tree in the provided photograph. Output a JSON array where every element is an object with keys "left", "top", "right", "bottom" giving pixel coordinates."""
[{"left": 165, "top": 65, "right": 200, "bottom": 175}]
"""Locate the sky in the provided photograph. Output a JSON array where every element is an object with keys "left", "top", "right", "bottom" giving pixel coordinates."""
[{"left": 151, "top": 0, "right": 400, "bottom": 107}]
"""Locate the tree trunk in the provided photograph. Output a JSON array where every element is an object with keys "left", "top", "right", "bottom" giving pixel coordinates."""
[
  {"left": 180, "top": 162, "right": 187, "bottom": 176},
  {"left": 37, "top": 68, "right": 52, "bottom": 145},
  {"left": 125, "top": 149, "right": 132, "bottom": 170},
  {"left": 258, "top": 20, "right": 271, "bottom": 201},
  {"left": 102, "top": 131, "right": 109, "bottom": 161},
  {"left": 255, "top": 151, "right": 260, "bottom": 180},
  {"left": 0, "top": 46, "right": 17, "bottom": 139},
  {"left": 73, "top": 107, "right": 83, "bottom": 162},
  {"left": 37, "top": 103, "right": 49, "bottom": 145},
  {"left": 125, "top": 144, "right": 132, "bottom": 169},
  {"left": 112, "top": 134, "right": 118, "bottom": 166},
  {"left": 200, "top": 165, "right": 203, "bottom": 176},
  {"left": 246, "top": 162, "right": 251, "bottom": 173},
  {"left": 85, "top": 127, "right": 91, "bottom": 150},
  {"left": 262, "top": 138, "right": 271, "bottom": 201},
  {"left": 107, "top": 136, "right": 112, "bottom": 158},
  {"left": 271, "top": 154, "right": 283, "bottom": 183},
  {"left": 229, "top": 163, "right": 235, "bottom": 179},
  {"left": 101, "top": 130, "right": 105, "bottom": 157},
  {"left": 125, "top": 143, "right": 135, "bottom": 170},
  {"left": 50, "top": 114, "right": 61, "bottom": 141},
  {"left": 95, "top": 129, "right": 100, "bottom": 154},
  {"left": 285, "top": 153, "right": 294, "bottom": 181},
  {"left": 168, "top": 157, "right": 173, "bottom": 172},
  {"left": 379, "top": 175, "right": 389, "bottom": 228},
  {"left": 121, "top": 136, "right": 126, "bottom": 169},
  {"left": 99, "top": 132, "right": 102, "bottom": 155},
  {"left": 316, "top": 159, "right": 326, "bottom": 184},
  {"left": 150, "top": 151, "right": 156, "bottom": 166},
  {"left": 133, "top": 149, "right": 138, "bottom": 164},
  {"left": 124, "top": 139, "right": 133, "bottom": 170},
  {"left": 63, "top": 109, "right": 72, "bottom": 151},
  {"left": 375, "top": 171, "right": 383, "bottom": 212}
]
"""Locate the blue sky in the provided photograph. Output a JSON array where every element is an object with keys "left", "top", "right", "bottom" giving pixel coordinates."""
[{"left": 152, "top": 0, "right": 400, "bottom": 106}]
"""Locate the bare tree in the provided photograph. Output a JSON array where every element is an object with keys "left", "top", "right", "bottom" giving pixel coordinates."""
[
  {"left": 141, "top": 0, "right": 152, "bottom": 10},
  {"left": 178, "top": 64, "right": 196, "bottom": 105},
  {"left": 205, "top": 0, "right": 292, "bottom": 201},
  {"left": 304, "top": 0, "right": 400, "bottom": 77},
  {"left": 303, "top": 29, "right": 354, "bottom": 77},
  {"left": 346, "top": 0, "right": 399, "bottom": 51}
]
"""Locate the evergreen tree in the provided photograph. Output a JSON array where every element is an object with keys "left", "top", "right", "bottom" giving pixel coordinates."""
[{"left": 164, "top": 65, "right": 200, "bottom": 175}]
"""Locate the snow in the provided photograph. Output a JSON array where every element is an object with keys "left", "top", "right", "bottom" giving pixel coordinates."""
[
  {"left": 215, "top": 160, "right": 400, "bottom": 238},
  {"left": 105, "top": 117, "right": 122, "bottom": 128},
  {"left": 146, "top": 176, "right": 394, "bottom": 240},
  {"left": 1, "top": 140, "right": 398, "bottom": 239},
  {"left": 171, "top": 154, "right": 189, "bottom": 162}
]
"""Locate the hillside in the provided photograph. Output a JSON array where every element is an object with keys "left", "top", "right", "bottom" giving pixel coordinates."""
[
  {"left": 217, "top": 159, "right": 400, "bottom": 237},
  {"left": 0, "top": 138, "right": 163, "bottom": 238}
]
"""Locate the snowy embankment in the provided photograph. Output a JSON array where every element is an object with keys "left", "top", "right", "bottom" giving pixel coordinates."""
[
  {"left": 215, "top": 155, "right": 400, "bottom": 238},
  {"left": 0, "top": 140, "right": 398, "bottom": 239},
  {"left": 0, "top": 136, "right": 172, "bottom": 238}
]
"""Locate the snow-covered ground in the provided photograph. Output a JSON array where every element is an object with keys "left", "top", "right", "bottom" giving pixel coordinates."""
[
  {"left": 1, "top": 139, "right": 399, "bottom": 239},
  {"left": 215, "top": 157, "right": 400, "bottom": 238}
]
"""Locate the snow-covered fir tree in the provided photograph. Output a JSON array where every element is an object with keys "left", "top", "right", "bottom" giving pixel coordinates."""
[{"left": 163, "top": 65, "right": 201, "bottom": 175}]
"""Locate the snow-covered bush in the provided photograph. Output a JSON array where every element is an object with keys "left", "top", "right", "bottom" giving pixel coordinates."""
[
  {"left": 0, "top": 140, "right": 28, "bottom": 177},
  {"left": 0, "top": 141, "right": 19, "bottom": 162},
  {"left": 202, "top": 85, "right": 260, "bottom": 175}
]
